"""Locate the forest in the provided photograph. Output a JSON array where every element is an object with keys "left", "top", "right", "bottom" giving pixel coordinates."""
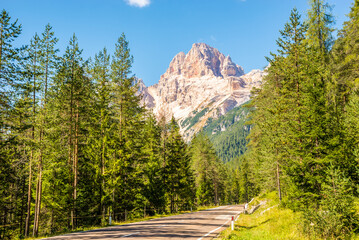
[
  {"left": 241, "top": 0, "right": 359, "bottom": 238},
  {"left": 2, "top": 0, "right": 359, "bottom": 239},
  {"left": 0, "top": 10, "right": 242, "bottom": 240}
]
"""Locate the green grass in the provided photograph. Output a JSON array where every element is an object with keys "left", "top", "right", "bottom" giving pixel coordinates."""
[
  {"left": 218, "top": 193, "right": 359, "bottom": 240},
  {"left": 217, "top": 192, "right": 307, "bottom": 240}
]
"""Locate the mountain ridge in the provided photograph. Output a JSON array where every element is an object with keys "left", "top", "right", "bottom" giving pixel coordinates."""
[{"left": 139, "top": 43, "right": 265, "bottom": 140}]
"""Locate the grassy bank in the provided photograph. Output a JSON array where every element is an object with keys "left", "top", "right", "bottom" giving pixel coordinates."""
[
  {"left": 217, "top": 192, "right": 306, "bottom": 240},
  {"left": 218, "top": 192, "right": 359, "bottom": 240}
]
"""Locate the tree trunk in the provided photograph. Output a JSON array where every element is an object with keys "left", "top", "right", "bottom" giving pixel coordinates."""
[
  {"left": 33, "top": 159, "right": 42, "bottom": 237},
  {"left": 101, "top": 127, "right": 106, "bottom": 224},
  {"left": 25, "top": 152, "right": 32, "bottom": 237},
  {"left": 73, "top": 100, "right": 79, "bottom": 229},
  {"left": 29, "top": 44, "right": 38, "bottom": 237},
  {"left": 276, "top": 158, "right": 282, "bottom": 202},
  {"left": 69, "top": 50, "right": 74, "bottom": 230}
]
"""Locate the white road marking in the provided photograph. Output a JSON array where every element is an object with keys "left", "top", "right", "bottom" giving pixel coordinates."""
[
  {"left": 121, "top": 232, "right": 140, "bottom": 238},
  {"left": 197, "top": 219, "right": 230, "bottom": 240}
]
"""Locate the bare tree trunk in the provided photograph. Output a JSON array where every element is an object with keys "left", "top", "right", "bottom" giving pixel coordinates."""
[
  {"left": 214, "top": 177, "right": 218, "bottom": 205},
  {"left": 276, "top": 149, "right": 282, "bottom": 202},
  {"left": 29, "top": 44, "right": 38, "bottom": 237},
  {"left": 69, "top": 49, "right": 74, "bottom": 230},
  {"left": 101, "top": 128, "right": 105, "bottom": 224},
  {"left": 73, "top": 101, "right": 79, "bottom": 229},
  {"left": 25, "top": 152, "right": 32, "bottom": 237},
  {"left": 33, "top": 158, "right": 42, "bottom": 236},
  {"left": 33, "top": 34, "right": 51, "bottom": 237}
]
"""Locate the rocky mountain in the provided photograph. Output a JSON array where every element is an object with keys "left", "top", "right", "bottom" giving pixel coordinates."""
[{"left": 140, "top": 43, "right": 264, "bottom": 140}]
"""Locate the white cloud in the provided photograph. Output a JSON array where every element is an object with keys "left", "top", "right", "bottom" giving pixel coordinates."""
[{"left": 125, "top": 0, "right": 151, "bottom": 8}]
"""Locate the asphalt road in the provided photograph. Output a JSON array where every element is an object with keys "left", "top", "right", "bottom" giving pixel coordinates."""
[{"left": 43, "top": 205, "right": 244, "bottom": 240}]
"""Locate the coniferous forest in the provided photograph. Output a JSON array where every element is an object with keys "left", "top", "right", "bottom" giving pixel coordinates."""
[
  {"left": 241, "top": 0, "right": 359, "bottom": 238},
  {"left": 0, "top": 9, "right": 239, "bottom": 240},
  {"left": 2, "top": 0, "right": 359, "bottom": 239}
]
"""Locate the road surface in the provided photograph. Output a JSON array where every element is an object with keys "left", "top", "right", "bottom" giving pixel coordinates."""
[{"left": 43, "top": 205, "right": 244, "bottom": 240}]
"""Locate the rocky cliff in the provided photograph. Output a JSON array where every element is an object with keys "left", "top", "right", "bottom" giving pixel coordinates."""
[{"left": 140, "top": 43, "right": 264, "bottom": 140}]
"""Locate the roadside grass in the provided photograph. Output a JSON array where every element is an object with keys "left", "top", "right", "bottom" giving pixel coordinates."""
[
  {"left": 218, "top": 193, "right": 359, "bottom": 240},
  {"left": 217, "top": 192, "right": 307, "bottom": 240},
  {"left": 24, "top": 205, "right": 218, "bottom": 240}
]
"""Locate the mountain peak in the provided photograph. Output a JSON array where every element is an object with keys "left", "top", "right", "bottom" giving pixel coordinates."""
[
  {"left": 162, "top": 43, "right": 244, "bottom": 80},
  {"left": 191, "top": 42, "right": 212, "bottom": 50},
  {"left": 142, "top": 43, "right": 264, "bottom": 140}
]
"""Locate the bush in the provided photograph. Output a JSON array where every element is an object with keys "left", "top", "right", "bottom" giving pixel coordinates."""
[{"left": 303, "top": 167, "right": 358, "bottom": 239}]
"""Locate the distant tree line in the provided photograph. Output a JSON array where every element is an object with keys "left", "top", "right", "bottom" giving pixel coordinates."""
[
  {"left": 241, "top": 0, "right": 359, "bottom": 238},
  {"left": 201, "top": 105, "right": 250, "bottom": 163},
  {"left": 0, "top": 9, "right": 243, "bottom": 239}
]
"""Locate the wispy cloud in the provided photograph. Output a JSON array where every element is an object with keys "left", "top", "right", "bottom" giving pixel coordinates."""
[
  {"left": 125, "top": 0, "right": 151, "bottom": 8},
  {"left": 210, "top": 35, "right": 217, "bottom": 42}
]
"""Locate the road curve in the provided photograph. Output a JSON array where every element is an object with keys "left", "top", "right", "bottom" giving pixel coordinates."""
[{"left": 43, "top": 205, "right": 244, "bottom": 240}]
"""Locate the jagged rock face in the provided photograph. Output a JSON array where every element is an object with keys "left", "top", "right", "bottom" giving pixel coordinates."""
[
  {"left": 162, "top": 43, "right": 244, "bottom": 80},
  {"left": 140, "top": 43, "right": 264, "bottom": 140}
]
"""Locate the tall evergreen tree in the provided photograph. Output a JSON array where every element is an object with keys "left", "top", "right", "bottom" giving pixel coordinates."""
[
  {"left": 109, "top": 33, "right": 144, "bottom": 219},
  {"left": 0, "top": 9, "right": 26, "bottom": 239},
  {"left": 86, "top": 48, "right": 112, "bottom": 224},
  {"left": 247, "top": 8, "right": 308, "bottom": 203},
  {"left": 48, "top": 34, "right": 92, "bottom": 230},
  {"left": 165, "top": 118, "right": 194, "bottom": 212},
  {"left": 331, "top": 0, "right": 359, "bottom": 186},
  {"left": 191, "top": 133, "right": 224, "bottom": 206},
  {"left": 142, "top": 113, "right": 166, "bottom": 212}
]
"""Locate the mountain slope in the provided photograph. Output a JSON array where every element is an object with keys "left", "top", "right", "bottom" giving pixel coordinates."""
[
  {"left": 202, "top": 104, "right": 251, "bottom": 162},
  {"left": 140, "top": 43, "right": 264, "bottom": 140}
]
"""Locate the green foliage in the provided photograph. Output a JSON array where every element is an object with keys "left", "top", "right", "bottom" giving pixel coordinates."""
[
  {"left": 164, "top": 118, "right": 195, "bottom": 212},
  {"left": 183, "top": 107, "right": 208, "bottom": 130},
  {"left": 243, "top": 1, "right": 359, "bottom": 238},
  {"left": 218, "top": 192, "right": 306, "bottom": 240},
  {"left": 3, "top": 1, "right": 359, "bottom": 239},
  {"left": 190, "top": 133, "right": 243, "bottom": 205},
  {"left": 202, "top": 105, "right": 250, "bottom": 163},
  {"left": 303, "top": 167, "right": 358, "bottom": 239},
  {"left": 0, "top": 13, "right": 199, "bottom": 238}
]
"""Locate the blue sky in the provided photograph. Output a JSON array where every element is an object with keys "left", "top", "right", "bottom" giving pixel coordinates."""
[{"left": 2, "top": 0, "right": 354, "bottom": 86}]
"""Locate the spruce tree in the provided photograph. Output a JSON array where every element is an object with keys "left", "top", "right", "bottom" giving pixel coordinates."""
[
  {"left": 191, "top": 133, "right": 223, "bottom": 206},
  {"left": 0, "top": 10, "right": 23, "bottom": 238},
  {"left": 48, "top": 34, "right": 92, "bottom": 230},
  {"left": 331, "top": 0, "right": 359, "bottom": 186},
  {"left": 142, "top": 113, "right": 166, "bottom": 212},
  {"left": 165, "top": 118, "right": 194, "bottom": 212},
  {"left": 86, "top": 48, "right": 112, "bottom": 224},
  {"left": 109, "top": 33, "right": 144, "bottom": 219}
]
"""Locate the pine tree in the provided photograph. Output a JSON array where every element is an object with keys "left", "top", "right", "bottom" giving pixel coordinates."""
[
  {"left": 331, "top": 0, "right": 359, "bottom": 186},
  {"left": 190, "top": 133, "right": 223, "bottom": 206},
  {"left": 35, "top": 24, "right": 58, "bottom": 234},
  {"left": 297, "top": 0, "right": 334, "bottom": 206},
  {"left": 0, "top": 9, "right": 22, "bottom": 126},
  {"left": 165, "top": 118, "right": 194, "bottom": 212},
  {"left": 142, "top": 113, "right": 166, "bottom": 212},
  {"left": 109, "top": 33, "right": 144, "bottom": 219},
  {"left": 86, "top": 47, "right": 112, "bottom": 224},
  {"left": 246, "top": 8, "right": 309, "bottom": 203},
  {"left": 48, "top": 34, "right": 91, "bottom": 230},
  {"left": 26, "top": 32, "right": 43, "bottom": 237}
]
